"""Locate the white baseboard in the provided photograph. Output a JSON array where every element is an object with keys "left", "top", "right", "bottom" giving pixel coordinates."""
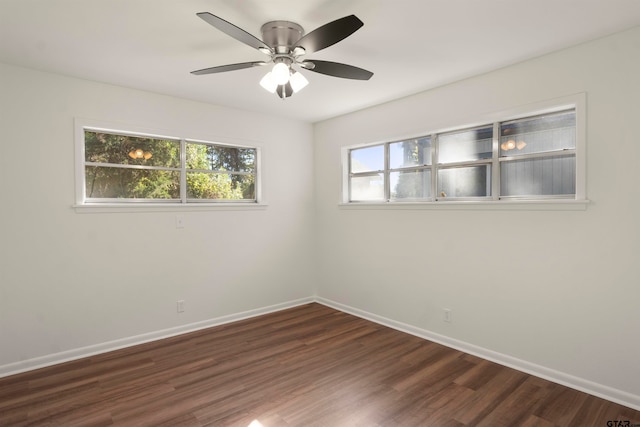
[
  {"left": 315, "top": 296, "right": 640, "bottom": 412},
  {"left": 2, "top": 295, "right": 638, "bottom": 412},
  {"left": 0, "top": 297, "right": 314, "bottom": 379}
]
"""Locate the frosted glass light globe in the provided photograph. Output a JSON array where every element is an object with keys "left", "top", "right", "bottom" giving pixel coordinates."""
[
  {"left": 289, "top": 71, "right": 309, "bottom": 93},
  {"left": 272, "top": 62, "right": 290, "bottom": 85},
  {"left": 259, "top": 72, "right": 278, "bottom": 93}
]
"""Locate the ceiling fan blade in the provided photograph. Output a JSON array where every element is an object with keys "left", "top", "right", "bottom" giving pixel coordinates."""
[
  {"left": 197, "top": 12, "right": 271, "bottom": 52},
  {"left": 295, "top": 15, "right": 363, "bottom": 54},
  {"left": 191, "top": 61, "right": 267, "bottom": 75},
  {"left": 276, "top": 82, "right": 294, "bottom": 99},
  {"left": 301, "top": 60, "right": 373, "bottom": 80}
]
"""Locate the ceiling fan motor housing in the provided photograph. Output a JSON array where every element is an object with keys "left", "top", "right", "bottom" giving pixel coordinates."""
[
  {"left": 260, "top": 21, "right": 304, "bottom": 53},
  {"left": 191, "top": 13, "right": 373, "bottom": 90}
]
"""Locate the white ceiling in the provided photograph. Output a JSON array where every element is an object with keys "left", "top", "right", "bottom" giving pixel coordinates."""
[{"left": 1, "top": 0, "right": 639, "bottom": 123}]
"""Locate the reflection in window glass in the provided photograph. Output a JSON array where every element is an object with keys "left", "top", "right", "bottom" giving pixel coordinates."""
[
  {"left": 500, "top": 111, "right": 575, "bottom": 156},
  {"left": 350, "top": 145, "right": 384, "bottom": 173},
  {"left": 391, "top": 170, "right": 431, "bottom": 200},
  {"left": 84, "top": 131, "right": 180, "bottom": 168},
  {"left": 390, "top": 137, "right": 432, "bottom": 169},
  {"left": 501, "top": 155, "right": 575, "bottom": 197},
  {"left": 351, "top": 174, "right": 384, "bottom": 201},
  {"left": 438, "top": 165, "right": 491, "bottom": 198},
  {"left": 438, "top": 126, "right": 493, "bottom": 164}
]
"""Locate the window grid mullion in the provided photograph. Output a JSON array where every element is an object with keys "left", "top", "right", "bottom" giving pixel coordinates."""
[
  {"left": 384, "top": 143, "right": 390, "bottom": 201},
  {"left": 431, "top": 134, "right": 437, "bottom": 201},
  {"left": 388, "top": 165, "right": 431, "bottom": 173},
  {"left": 492, "top": 122, "right": 500, "bottom": 201},
  {"left": 187, "top": 169, "right": 254, "bottom": 176},
  {"left": 433, "top": 134, "right": 440, "bottom": 200},
  {"left": 347, "top": 148, "right": 352, "bottom": 201},
  {"left": 85, "top": 162, "right": 180, "bottom": 172},
  {"left": 498, "top": 149, "right": 576, "bottom": 162},
  {"left": 435, "top": 159, "right": 493, "bottom": 169},
  {"left": 180, "top": 139, "right": 187, "bottom": 204}
]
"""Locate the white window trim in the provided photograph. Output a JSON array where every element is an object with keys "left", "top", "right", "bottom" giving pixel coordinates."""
[
  {"left": 74, "top": 118, "right": 267, "bottom": 212},
  {"left": 340, "top": 93, "right": 588, "bottom": 210}
]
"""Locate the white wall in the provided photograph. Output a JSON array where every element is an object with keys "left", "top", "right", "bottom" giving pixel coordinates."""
[
  {"left": 0, "top": 63, "right": 316, "bottom": 370},
  {"left": 314, "top": 26, "right": 640, "bottom": 406},
  {"left": 1, "top": 25, "right": 639, "bottom": 409}
]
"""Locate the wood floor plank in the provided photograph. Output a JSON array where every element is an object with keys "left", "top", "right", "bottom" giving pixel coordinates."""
[
  {"left": 453, "top": 368, "right": 529, "bottom": 425},
  {"left": 533, "top": 381, "right": 589, "bottom": 424},
  {"left": 453, "top": 359, "right": 504, "bottom": 390},
  {"left": 418, "top": 383, "right": 477, "bottom": 426},
  {"left": 520, "top": 414, "right": 556, "bottom": 427},
  {"left": 1, "top": 303, "right": 639, "bottom": 426},
  {"left": 475, "top": 376, "right": 546, "bottom": 427}
]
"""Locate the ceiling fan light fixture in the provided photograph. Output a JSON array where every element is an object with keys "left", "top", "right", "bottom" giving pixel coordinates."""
[
  {"left": 271, "top": 62, "right": 291, "bottom": 85},
  {"left": 192, "top": 13, "right": 374, "bottom": 100},
  {"left": 128, "top": 148, "right": 152, "bottom": 160},
  {"left": 259, "top": 72, "right": 278, "bottom": 93},
  {"left": 289, "top": 70, "right": 309, "bottom": 93}
]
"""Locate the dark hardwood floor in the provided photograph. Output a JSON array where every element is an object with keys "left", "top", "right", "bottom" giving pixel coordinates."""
[{"left": 1, "top": 303, "right": 638, "bottom": 426}]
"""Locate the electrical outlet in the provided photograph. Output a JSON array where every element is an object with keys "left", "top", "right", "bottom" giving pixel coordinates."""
[
  {"left": 176, "top": 215, "right": 185, "bottom": 229},
  {"left": 177, "top": 300, "right": 185, "bottom": 313},
  {"left": 443, "top": 308, "right": 452, "bottom": 323}
]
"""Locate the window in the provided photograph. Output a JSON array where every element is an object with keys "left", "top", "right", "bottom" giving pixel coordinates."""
[
  {"left": 345, "top": 102, "right": 583, "bottom": 204},
  {"left": 499, "top": 110, "right": 576, "bottom": 198},
  {"left": 349, "top": 144, "right": 385, "bottom": 201},
  {"left": 390, "top": 137, "right": 432, "bottom": 201},
  {"left": 437, "top": 126, "right": 493, "bottom": 199},
  {"left": 79, "top": 127, "right": 259, "bottom": 204}
]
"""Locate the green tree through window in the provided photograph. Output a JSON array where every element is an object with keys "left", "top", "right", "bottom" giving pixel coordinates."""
[
  {"left": 186, "top": 143, "right": 255, "bottom": 200},
  {"left": 83, "top": 130, "right": 257, "bottom": 202}
]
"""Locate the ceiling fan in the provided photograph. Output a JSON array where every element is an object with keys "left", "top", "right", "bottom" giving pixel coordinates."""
[{"left": 191, "top": 12, "right": 374, "bottom": 99}]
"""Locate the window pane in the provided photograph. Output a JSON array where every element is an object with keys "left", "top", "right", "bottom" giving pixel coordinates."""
[
  {"left": 391, "top": 170, "right": 431, "bottom": 200},
  {"left": 85, "top": 131, "right": 180, "bottom": 168},
  {"left": 501, "top": 155, "right": 575, "bottom": 197},
  {"left": 85, "top": 166, "right": 180, "bottom": 199},
  {"left": 500, "top": 110, "right": 575, "bottom": 156},
  {"left": 438, "top": 126, "right": 493, "bottom": 164},
  {"left": 390, "top": 137, "right": 432, "bottom": 169},
  {"left": 437, "top": 165, "right": 491, "bottom": 198},
  {"left": 350, "top": 145, "right": 384, "bottom": 173},
  {"left": 187, "top": 172, "right": 255, "bottom": 200},
  {"left": 187, "top": 143, "right": 255, "bottom": 173},
  {"left": 350, "top": 174, "right": 384, "bottom": 201}
]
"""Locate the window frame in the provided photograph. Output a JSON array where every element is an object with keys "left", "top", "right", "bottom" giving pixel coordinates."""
[
  {"left": 388, "top": 136, "right": 433, "bottom": 201},
  {"left": 497, "top": 110, "right": 577, "bottom": 200},
  {"left": 341, "top": 94, "right": 587, "bottom": 209},
  {"left": 434, "top": 124, "right": 494, "bottom": 201},
  {"left": 74, "top": 119, "right": 264, "bottom": 211}
]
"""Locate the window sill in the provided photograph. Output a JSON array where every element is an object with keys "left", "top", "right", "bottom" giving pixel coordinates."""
[
  {"left": 338, "top": 199, "right": 590, "bottom": 211},
  {"left": 73, "top": 202, "right": 268, "bottom": 214}
]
